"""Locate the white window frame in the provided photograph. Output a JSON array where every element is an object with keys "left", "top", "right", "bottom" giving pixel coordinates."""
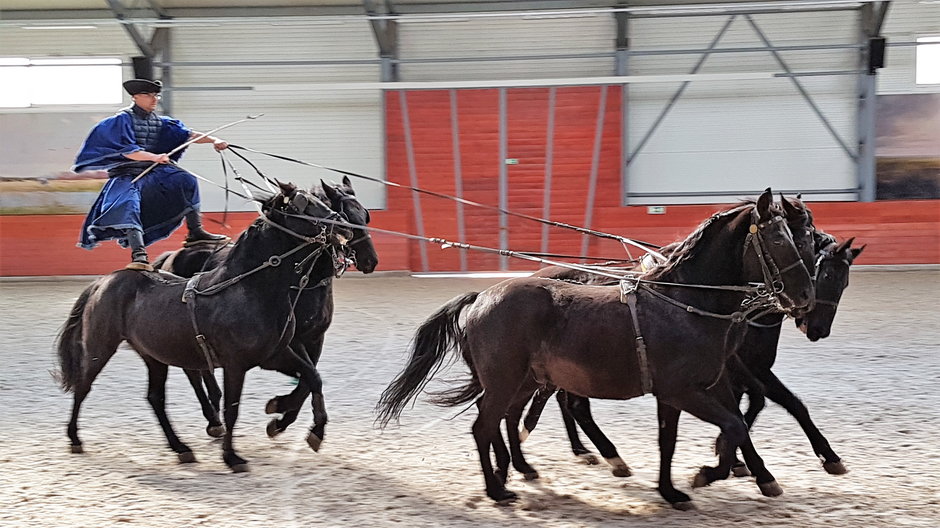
[{"left": 0, "top": 57, "right": 124, "bottom": 108}]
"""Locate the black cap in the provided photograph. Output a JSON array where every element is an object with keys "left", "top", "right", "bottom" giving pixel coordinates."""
[{"left": 123, "top": 79, "right": 162, "bottom": 95}]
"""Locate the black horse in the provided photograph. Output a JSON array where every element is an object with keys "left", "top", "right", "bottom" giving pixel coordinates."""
[
  {"left": 517, "top": 196, "right": 819, "bottom": 475},
  {"left": 377, "top": 189, "right": 814, "bottom": 508},
  {"left": 56, "top": 182, "right": 353, "bottom": 471},
  {"left": 152, "top": 176, "right": 379, "bottom": 441},
  {"left": 522, "top": 236, "right": 864, "bottom": 480}
]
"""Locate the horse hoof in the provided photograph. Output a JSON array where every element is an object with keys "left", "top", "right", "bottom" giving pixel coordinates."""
[
  {"left": 578, "top": 453, "right": 599, "bottom": 465},
  {"left": 523, "top": 471, "right": 540, "bottom": 481},
  {"left": 264, "top": 399, "right": 279, "bottom": 415},
  {"left": 206, "top": 425, "right": 225, "bottom": 438},
  {"left": 691, "top": 472, "right": 710, "bottom": 489},
  {"left": 306, "top": 432, "right": 323, "bottom": 452},
  {"left": 70, "top": 445, "right": 84, "bottom": 454},
  {"left": 823, "top": 461, "right": 848, "bottom": 475},
  {"left": 178, "top": 451, "right": 197, "bottom": 464},
  {"left": 672, "top": 501, "right": 696, "bottom": 511},
  {"left": 758, "top": 480, "right": 784, "bottom": 497},
  {"left": 266, "top": 419, "right": 283, "bottom": 439},
  {"left": 230, "top": 464, "right": 250, "bottom": 474},
  {"left": 492, "top": 490, "right": 518, "bottom": 504},
  {"left": 518, "top": 428, "right": 529, "bottom": 443},
  {"left": 732, "top": 464, "right": 751, "bottom": 477},
  {"left": 611, "top": 465, "right": 632, "bottom": 478}
]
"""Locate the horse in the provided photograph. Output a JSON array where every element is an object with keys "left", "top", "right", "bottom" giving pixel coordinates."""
[
  {"left": 152, "top": 176, "right": 379, "bottom": 439},
  {"left": 521, "top": 236, "right": 864, "bottom": 480},
  {"left": 376, "top": 188, "right": 815, "bottom": 508},
  {"left": 517, "top": 196, "right": 821, "bottom": 475},
  {"left": 56, "top": 182, "right": 353, "bottom": 472}
]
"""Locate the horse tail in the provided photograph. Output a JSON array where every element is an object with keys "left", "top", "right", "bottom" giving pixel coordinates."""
[
  {"left": 54, "top": 285, "right": 94, "bottom": 393},
  {"left": 375, "top": 291, "right": 479, "bottom": 427}
]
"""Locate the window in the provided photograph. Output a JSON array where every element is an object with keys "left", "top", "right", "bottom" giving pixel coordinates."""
[
  {"left": 915, "top": 36, "right": 940, "bottom": 85},
  {"left": 0, "top": 57, "right": 123, "bottom": 108}
]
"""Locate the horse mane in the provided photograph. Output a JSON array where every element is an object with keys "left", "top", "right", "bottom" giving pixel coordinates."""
[{"left": 643, "top": 200, "right": 770, "bottom": 281}]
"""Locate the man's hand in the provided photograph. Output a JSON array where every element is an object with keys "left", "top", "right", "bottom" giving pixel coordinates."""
[
  {"left": 153, "top": 153, "right": 171, "bottom": 164},
  {"left": 213, "top": 139, "right": 229, "bottom": 152}
]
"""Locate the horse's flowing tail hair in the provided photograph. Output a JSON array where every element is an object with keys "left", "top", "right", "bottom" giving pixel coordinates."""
[
  {"left": 54, "top": 286, "right": 93, "bottom": 393},
  {"left": 375, "top": 292, "right": 480, "bottom": 427}
]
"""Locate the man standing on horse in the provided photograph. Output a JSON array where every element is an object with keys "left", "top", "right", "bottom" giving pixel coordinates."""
[{"left": 73, "top": 78, "right": 229, "bottom": 271}]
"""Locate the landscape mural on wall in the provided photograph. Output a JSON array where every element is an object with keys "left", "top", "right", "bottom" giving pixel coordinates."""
[{"left": 876, "top": 93, "right": 940, "bottom": 200}]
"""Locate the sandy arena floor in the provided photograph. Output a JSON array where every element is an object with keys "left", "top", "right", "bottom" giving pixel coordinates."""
[{"left": 0, "top": 270, "right": 938, "bottom": 527}]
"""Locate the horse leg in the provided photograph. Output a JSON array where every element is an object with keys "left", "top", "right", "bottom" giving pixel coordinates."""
[
  {"left": 264, "top": 339, "right": 317, "bottom": 438},
  {"left": 182, "top": 368, "right": 224, "bottom": 438},
  {"left": 277, "top": 345, "right": 328, "bottom": 452},
  {"left": 143, "top": 358, "right": 196, "bottom": 463},
  {"left": 519, "top": 385, "right": 553, "bottom": 442},
  {"left": 203, "top": 370, "right": 222, "bottom": 418},
  {"left": 716, "top": 385, "right": 761, "bottom": 478},
  {"left": 656, "top": 400, "right": 694, "bottom": 510},
  {"left": 504, "top": 384, "right": 540, "bottom": 481},
  {"left": 221, "top": 367, "right": 249, "bottom": 472},
  {"left": 760, "top": 369, "right": 846, "bottom": 474},
  {"left": 555, "top": 391, "right": 598, "bottom": 465},
  {"left": 66, "top": 338, "right": 120, "bottom": 454},
  {"left": 564, "top": 394, "right": 631, "bottom": 477},
  {"left": 473, "top": 393, "right": 517, "bottom": 503},
  {"left": 679, "top": 386, "right": 782, "bottom": 498}
]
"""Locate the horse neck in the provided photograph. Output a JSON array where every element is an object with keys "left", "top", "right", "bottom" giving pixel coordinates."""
[
  {"left": 657, "top": 209, "right": 750, "bottom": 287},
  {"left": 205, "top": 221, "right": 311, "bottom": 284}
]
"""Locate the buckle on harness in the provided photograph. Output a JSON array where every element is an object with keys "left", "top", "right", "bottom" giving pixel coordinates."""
[{"left": 619, "top": 278, "right": 638, "bottom": 304}]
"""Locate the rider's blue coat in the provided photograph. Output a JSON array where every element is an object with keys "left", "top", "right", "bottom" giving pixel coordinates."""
[{"left": 74, "top": 108, "right": 200, "bottom": 249}]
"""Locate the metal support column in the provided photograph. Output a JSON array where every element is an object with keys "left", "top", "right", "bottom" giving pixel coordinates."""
[
  {"left": 615, "top": 7, "right": 631, "bottom": 204},
  {"left": 364, "top": 0, "right": 399, "bottom": 82},
  {"left": 857, "top": 1, "right": 891, "bottom": 202},
  {"left": 498, "top": 88, "right": 509, "bottom": 271}
]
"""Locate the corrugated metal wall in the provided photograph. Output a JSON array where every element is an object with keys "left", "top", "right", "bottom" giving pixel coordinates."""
[
  {"left": 169, "top": 20, "right": 385, "bottom": 210},
  {"left": 627, "top": 11, "right": 860, "bottom": 203}
]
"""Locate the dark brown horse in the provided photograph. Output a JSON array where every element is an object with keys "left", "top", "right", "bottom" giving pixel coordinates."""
[
  {"left": 152, "top": 176, "right": 379, "bottom": 440},
  {"left": 523, "top": 236, "right": 864, "bottom": 480},
  {"left": 56, "top": 182, "right": 352, "bottom": 471},
  {"left": 518, "top": 196, "right": 820, "bottom": 475},
  {"left": 377, "top": 189, "right": 814, "bottom": 508}
]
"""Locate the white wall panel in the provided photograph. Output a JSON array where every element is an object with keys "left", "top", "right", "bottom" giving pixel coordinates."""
[
  {"left": 170, "top": 20, "right": 385, "bottom": 211},
  {"left": 398, "top": 15, "right": 616, "bottom": 80},
  {"left": 626, "top": 12, "right": 860, "bottom": 203}
]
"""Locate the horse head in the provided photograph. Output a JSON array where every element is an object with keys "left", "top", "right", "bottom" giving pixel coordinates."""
[
  {"left": 797, "top": 237, "right": 864, "bottom": 341},
  {"left": 780, "top": 193, "right": 817, "bottom": 278},
  {"left": 320, "top": 176, "right": 379, "bottom": 274},
  {"left": 263, "top": 181, "right": 353, "bottom": 246},
  {"left": 739, "top": 188, "right": 815, "bottom": 313}
]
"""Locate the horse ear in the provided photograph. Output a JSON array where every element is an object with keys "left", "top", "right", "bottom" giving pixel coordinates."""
[
  {"left": 796, "top": 193, "right": 802, "bottom": 200},
  {"left": 343, "top": 175, "right": 352, "bottom": 189},
  {"left": 756, "top": 188, "right": 773, "bottom": 219},
  {"left": 321, "top": 179, "right": 341, "bottom": 202},
  {"left": 849, "top": 244, "right": 866, "bottom": 262},
  {"left": 276, "top": 179, "right": 296, "bottom": 196},
  {"left": 837, "top": 236, "right": 855, "bottom": 253},
  {"left": 780, "top": 193, "right": 798, "bottom": 218}
]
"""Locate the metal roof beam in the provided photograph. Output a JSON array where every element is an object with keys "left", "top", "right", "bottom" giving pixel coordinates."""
[{"left": 105, "top": 0, "right": 153, "bottom": 57}]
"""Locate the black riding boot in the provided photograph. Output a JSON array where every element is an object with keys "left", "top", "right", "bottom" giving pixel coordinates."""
[
  {"left": 184, "top": 210, "right": 229, "bottom": 247},
  {"left": 125, "top": 228, "right": 153, "bottom": 271}
]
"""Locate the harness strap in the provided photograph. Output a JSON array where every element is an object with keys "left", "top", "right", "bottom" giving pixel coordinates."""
[
  {"left": 182, "top": 274, "right": 219, "bottom": 369},
  {"left": 620, "top": 281, "right": 654, "bottom": 395}
]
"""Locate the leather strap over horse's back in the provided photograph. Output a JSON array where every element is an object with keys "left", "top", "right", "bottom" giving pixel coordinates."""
[
  {"left": 182, "top": 274, "right": 219, "bottom": 369},
  {"left": 620, "top": 280, "right": 654, "bottom": 395}
]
